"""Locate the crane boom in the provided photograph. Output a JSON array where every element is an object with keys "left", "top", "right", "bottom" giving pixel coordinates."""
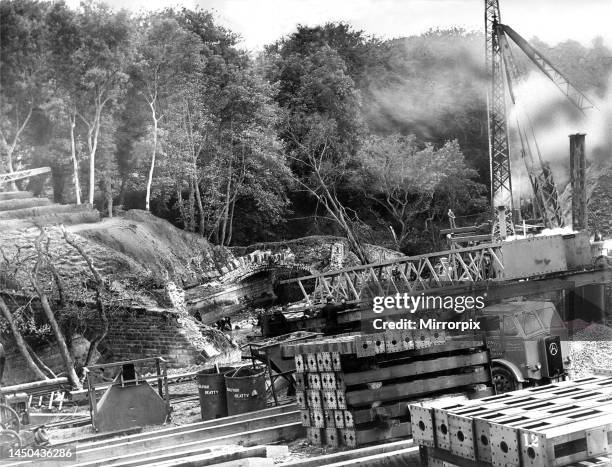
[
  {"left": 497, "top": 27, "right": 565, "bottom": 228},
  {"left": 501, "top": 24, "right": 597, "bottom": 113}
]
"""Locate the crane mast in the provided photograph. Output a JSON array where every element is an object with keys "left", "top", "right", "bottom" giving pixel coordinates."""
[{"left": 485, "top": 0, "right": 515, "bottom": 239}]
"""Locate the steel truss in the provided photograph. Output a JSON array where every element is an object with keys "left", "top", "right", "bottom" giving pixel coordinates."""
[{"left": 281, "top": 243, "right": 504, "bottom": 304}]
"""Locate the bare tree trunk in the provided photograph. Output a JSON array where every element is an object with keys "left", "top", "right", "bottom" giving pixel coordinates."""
[
  {"left": 70, "top": 109, "right": 81, "bottom": 205},
  {"left": 31, "top": 282, "right": 81, "bottom": 389},
  {"left": 24, "top": 339, "right": 56, "bottom": 379},
  {"left": 220, "top": 163, "right": 232, "bottom": 245},
  {"left": 104, "top": 177, "right": 113, "bottom": 218},
  {"left": 176, "top": 184, "right": 188, "bottom": 229},
  {"left": 82, "top": 96, "right": 105, "bottom": 206},
  {"left": 0, "top": 297, "right": 48, "bottom": 380},
  {"left": 145, "top": 103, "right": 158, "bottom": 211},
  {"left": 31, "top": 232, "right": 81, "bottom": 389},
  {"left": 317, "top": 177, "right": 369, "bottom": 264},
  {"left": 62, "top": 227, "right": 108, "bottom": 367},
  {"left": 187, "top": 183, "right": 195, "bottom": 232},
  {"left": 118, "top": 178, "right": 127, "bottom": 208},
  {"left": 226, "top": 197, "right": 236, "bottom": 246},
  {"left": 0, "top": 107, "right": 33, "bottom": 192},
  {"left": 193, "top": 179, "right": 205, "bottom": 235}
]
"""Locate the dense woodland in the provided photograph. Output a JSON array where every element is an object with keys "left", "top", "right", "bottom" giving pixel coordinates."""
[{"left": 2, "top": 1, "right": 612, "bottom": 257}]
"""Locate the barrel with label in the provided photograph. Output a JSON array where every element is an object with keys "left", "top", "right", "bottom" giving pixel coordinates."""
[
  {"left": 197, "top": 366, "right": 234, "bottom": 420},
  {"left": 224, "top": 366, "right": 266, "bottom": 415}
]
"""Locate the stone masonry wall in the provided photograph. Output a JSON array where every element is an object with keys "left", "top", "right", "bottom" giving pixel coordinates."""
[{"left": 0, "top": 292, "right": 208, "bottom": 384}]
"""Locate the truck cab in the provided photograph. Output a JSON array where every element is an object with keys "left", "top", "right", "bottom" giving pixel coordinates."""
[{"left": 476, "top": 301, "right": 570, "bottom": 393}]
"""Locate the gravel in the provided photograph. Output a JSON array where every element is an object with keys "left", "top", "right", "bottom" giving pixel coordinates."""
[{"left": 568, "top": 324, "right": 612, "bottom": 378}]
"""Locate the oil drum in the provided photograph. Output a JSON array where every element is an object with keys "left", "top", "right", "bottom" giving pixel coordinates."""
[
  {"left": 224, "top": 366, "right": 266, "bottom": 415},
  {"left": 197, "top": 366, "right": 234, "bottom": 420}
]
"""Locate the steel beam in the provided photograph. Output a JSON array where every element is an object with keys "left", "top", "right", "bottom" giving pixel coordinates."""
[{"left": 0, "top": 167, "right": 51, "bottom": 184}]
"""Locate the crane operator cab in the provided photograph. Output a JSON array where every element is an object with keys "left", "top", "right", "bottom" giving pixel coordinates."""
[{"left": 475, "top": 301, "right": 570, "bottom": 393}]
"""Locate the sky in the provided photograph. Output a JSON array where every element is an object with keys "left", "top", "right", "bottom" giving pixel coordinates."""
[{"left": 64, "top": 0, "right": 612, "bottom": 52}]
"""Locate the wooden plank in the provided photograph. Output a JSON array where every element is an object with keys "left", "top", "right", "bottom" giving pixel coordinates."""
[
  {"left": 346, "top": 370, "right": 490, "bottom": 407},
  {"left": 440, "top": 226, "right": 486, "bottom": 235},
  {"left": 75, "top": 404, "right": 298, "bottom": 450},
  {"left": 113, "top": 446, "right": 267, "bottom": 467},
  {"left": 199, "top": 458, "right": 273, "bottom": 467},
  {"left": 51, "top": 427, "right": 143, "bottom": 447},
  {"left": 451, "top": 235, "right": 492, "bottom": 243},
  {"left": 16, "top": 423, "right": 301, "bottom": 467},
  {"left": 343, "top": 351, "right": 490, "bottom": 386},
  {"left": 279, "top": 440, "right": 414, "bottom": 466},
  {"left": 67, "top": 423, "right": 304, "bottom": 467},
  {"left": 0, "top": 377, "right": 69, "bottom": 395},
  {"left": 325, "top": 446, "right": 421, "bottom": 467}
]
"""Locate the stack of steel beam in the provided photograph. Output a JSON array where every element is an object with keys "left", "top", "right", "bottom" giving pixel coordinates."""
[
  {"left": 409, "top": 375, "right": 612, "bottom": 466},
  {"left": 281, "top": 330, "right": 494, "bottom": 448}
]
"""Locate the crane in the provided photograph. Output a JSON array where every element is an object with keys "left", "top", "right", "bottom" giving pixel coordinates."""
[
  {"left": 485, "top": 0, "right": 514, "bottom": 240},
  {"left": 485, "top": 1, "right": 596, "bottom": 237},
  {"left": 497, "top": 24, "right": 565, "bottom": 229}
]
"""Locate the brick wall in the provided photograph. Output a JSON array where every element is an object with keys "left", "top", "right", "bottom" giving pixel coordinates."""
[
  {"left": 0, "top": 293, "right": 207, "bottom": 384},
  {"left": 89, "top": 307, "right": 204, "bottom": 366}
]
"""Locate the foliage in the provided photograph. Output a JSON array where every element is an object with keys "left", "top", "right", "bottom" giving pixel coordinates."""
[
  {"left": 358, "top": 134, "right": 487, "bottom": 251},
  {"left": 2, "top": 3, "right": 611, "bottom": 252}
]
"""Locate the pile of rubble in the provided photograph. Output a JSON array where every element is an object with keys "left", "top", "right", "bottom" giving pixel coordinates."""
[{"left": 568, "top": 323, "right": 612, "bottom": 377}]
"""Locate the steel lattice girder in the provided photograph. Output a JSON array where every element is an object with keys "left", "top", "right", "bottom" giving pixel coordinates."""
[
  {"left": 0, "top": 167, "right": 51, "bottom": 184},
  {"left": 283, "top": 243, "right": 505, "bottom": 303}
]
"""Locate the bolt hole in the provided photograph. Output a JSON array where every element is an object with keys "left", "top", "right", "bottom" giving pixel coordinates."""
[
  {"left": 421, "top": 335, "right": 425, "bottom": 341},
  {"left": 440, "top": 424, "right": 448, "bottom": 435},
  {"left": 457, "top": 431, "right": 465, "bottom": 442},
  {"left": 376, "top": 340, "right": 382, "bottom": 346},
  {"left": 434, "top": 332, "right": 439, "bottom": 338},
  {"left": 527, "top": 447, "right": 536, "bottom": 459},
  {"left": 392, "top": 340, "right": 397, "bottom": 345},
  {"left": 500, "top": 441, "right": 509, "bottom": 453},
  {"left": 480, "top": 435, "right": 489, "bottom": 446},
  {"left": 418, "top": 421, "right": 426, "bottom": 431}
]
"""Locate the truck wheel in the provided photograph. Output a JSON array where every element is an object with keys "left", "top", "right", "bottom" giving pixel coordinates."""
[{"left": 492, "top": 365, "right": 519, "bottom": 394}]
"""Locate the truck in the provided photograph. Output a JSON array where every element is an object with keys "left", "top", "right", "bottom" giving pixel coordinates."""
[{"left": 475, "top": 300, "right": 571, "bottom": 393}]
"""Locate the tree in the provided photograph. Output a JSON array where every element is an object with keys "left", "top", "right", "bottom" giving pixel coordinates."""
[
  {"left": 132, "top": 16, "right": 204, "bottom": 211},
  {"left": 0, "top": 0, "right": 50, "bottom": 185},
  {"left": 46, "top": 1, "right": 84, "bottom": 203},
  {"left": 53, "top": 3, "right": 130, "bottom": 206},
  {"left": 0, "top": 297, "right": 49, "bottom": 381},
  {"left": 359, "top": 135, "right": 486, "bottom": 250},
  {"left": 30, "top": 229, "right": 81, "bottom": 388},
  {"left": 266, "top": 42, "right": 368, "bottom": 262}
]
